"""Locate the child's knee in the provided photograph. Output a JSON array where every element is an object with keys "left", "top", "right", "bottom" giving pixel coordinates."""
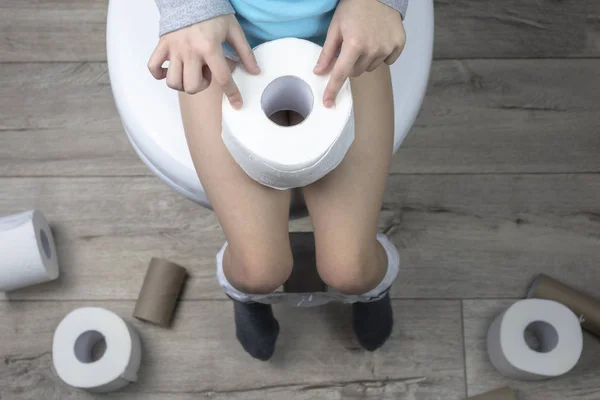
[
  {"left": 316, "top": 243, "right": 381, "bottom": 295},
  {"left": 224, "top": 245, "right": 293, "bottom": 294}
]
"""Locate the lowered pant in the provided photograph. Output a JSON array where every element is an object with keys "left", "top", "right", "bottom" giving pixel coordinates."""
[{"left": 216, "top": 232, "right": 400, "bottom": 307}]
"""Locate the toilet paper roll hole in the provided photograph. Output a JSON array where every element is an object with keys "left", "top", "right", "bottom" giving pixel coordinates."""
[
  {"left": 74, "top": 330, "right": 107, "bottom": 363},
  {"left": 261, "top": 76, "right": 314, "bottom": 127},
  {"left": 40, "top": 229, "right": 51, "bottom": 259},
  {"left": 524, "top": 321, "right": 559, "bottom": 353}
]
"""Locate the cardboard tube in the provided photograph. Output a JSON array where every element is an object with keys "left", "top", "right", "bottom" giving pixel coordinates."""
[
  {"left": 527, "top": 274, "right": 600, "bottom": 337},
  {"left": 133, "top": 258, "right": 187, "bottom": 327},
  {"left": 467, "top": 387, "right": 517, "bottom": 400}
]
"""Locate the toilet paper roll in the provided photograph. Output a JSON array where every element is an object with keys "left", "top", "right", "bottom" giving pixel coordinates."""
[
  {"left": 133, "top": 257, "right": 187, "bottom": 327},
  {"left": 52, "top": 307, "right": 142, "bottom": 392},
  {"left": 528, "top": 273, "right": 600, "bottom": 337},
  {"left": 467, "top": 387, "right": 517, "bottom": 400},
  {"left": 222, "top": 37, "right": 355, "bottom": 190},
  {"left": 487, "top": 299, "right": 582, "bottom": 380},
  {"left": 0, "top": 210, "right": 59, "bottom": 292}
]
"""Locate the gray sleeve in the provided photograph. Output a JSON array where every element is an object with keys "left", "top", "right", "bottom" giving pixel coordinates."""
[
  {"left": 154, "top": 0, "right": 235, "bottom": 36},
  {"left": 378, "top": 0, "right": 409, "bottom": 19}
]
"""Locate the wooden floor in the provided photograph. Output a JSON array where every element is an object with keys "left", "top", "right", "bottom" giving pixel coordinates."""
[{"left": 1, "top": 1, "right": 600, "bottom": 399}]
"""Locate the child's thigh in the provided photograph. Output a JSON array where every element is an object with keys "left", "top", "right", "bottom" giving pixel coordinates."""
[
  {"left": 178, "top": 65, "right": 292, "bottom": 259},
  {"left": 300, "top": 64, "right": 394, "bottom": 255}
]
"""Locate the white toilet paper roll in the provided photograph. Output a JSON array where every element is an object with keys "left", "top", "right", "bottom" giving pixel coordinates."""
[
  {"left": 52, "top": 307, "right": 142, "bottom": 392},
  {"left": 487, "top": 299, "right": 583, "bottom": 380},
  {"left": 222, "top": 37, "right": 355, "bottom": 190},
  {"left": 0, "top": 210, "right": 59, "bottom": 292}
]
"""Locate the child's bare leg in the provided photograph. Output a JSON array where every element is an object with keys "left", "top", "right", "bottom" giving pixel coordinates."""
[
  {"left": 302, "top": 64, "right": 393, "bottom": 293},
  {"left": 179, "top": 61, "right": 292, "bottom": 360},
  {"left": 300, "top": 64, "right": 396, "bottom": 350},
  {"left": 179, "top": 61, "right": 293, "bottom": 294}
]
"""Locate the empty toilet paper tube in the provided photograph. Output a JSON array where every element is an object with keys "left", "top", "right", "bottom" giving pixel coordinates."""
[
  {"left": 133, "top": 258, "right": 187, "bottom": 327},
  {"left": 0, "top": 210, "right": 59, "bottom": 292},
  {"left": 528, "top": 273, "right": 600, "bottom": 337},
  {"left": 222, "top": 37, "right": 355, "bottom": 190},
  {"left": 467, "top": 387, "right": 517, "bottom": 400},
  {"left": 52, "top": 307, "right": 142, "bottom": 392},
  {"left": 487, "top": 299, "right": 582, "bottom": 380}
]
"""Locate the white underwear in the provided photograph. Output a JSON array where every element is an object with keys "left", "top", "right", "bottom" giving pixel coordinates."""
[{"left": 216, "top": 233, "right": 400, "bottom": 307}]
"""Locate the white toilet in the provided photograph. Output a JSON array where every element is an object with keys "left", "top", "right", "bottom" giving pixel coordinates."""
[{"left": 106, "top": 0, "right": 434, "bottom": 211}]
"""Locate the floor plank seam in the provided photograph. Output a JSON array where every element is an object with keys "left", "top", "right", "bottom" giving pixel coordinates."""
[
  {"left": 460, "top": 300, "right": 469, "bottom": 399},
  {"left": 130, "top": 376, "right": 428, "bottom": 395}
]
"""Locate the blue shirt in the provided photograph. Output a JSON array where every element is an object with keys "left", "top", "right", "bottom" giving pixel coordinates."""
[
  {"left": 224, "top": 0, "right": 338, "bottom": 58},
  {"left": 232, "top": 0, "right": 337, "bottom": 46}
]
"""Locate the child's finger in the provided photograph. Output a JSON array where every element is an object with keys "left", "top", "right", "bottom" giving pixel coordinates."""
[
  {"left": 366, "top": 55, "right": 386, "bottom": 72},
  {"left": 228, "top": 23, "right": 260, "bottom": 75},
  {"left": 352, "top": 53, "right": 372, "bottom": 77},
  {"left": 206, "top": 50, "right": 243, "bottom": 109},
  {"left": 202, "top": 64, "right": 213, "bottom": 87},
  {"left": 148, "top": 43, "right": 168, "bottom": 80},
  {"left": 384, "top": 45, "right": 404, "bottom": 66},
  {"left": 322, "top": 44, "right": 359, "bottom": 108},
  {"left": 166, "top": 58, "right": 183, "bottom": 91},
  {"left": 183, "top": 57, "right": 204, "bottom": 94},
  {"left": 314, "top": 23, "right": 341, "bottom": 75}
]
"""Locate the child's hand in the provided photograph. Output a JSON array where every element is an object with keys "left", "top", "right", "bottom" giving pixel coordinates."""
[
  {"left": 148, "top": 15, "right": 260, "bottom": 109},
  {"left": 314, "top": 0, "right": 406, "bottom": 108}
]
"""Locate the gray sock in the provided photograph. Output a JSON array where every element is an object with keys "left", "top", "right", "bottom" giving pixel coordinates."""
[
  {"left": 352, "top": 291, "right": 393, "bottom": 351},
  {"left": 233, "top": 299, "right": 279, "bottom": 361}
]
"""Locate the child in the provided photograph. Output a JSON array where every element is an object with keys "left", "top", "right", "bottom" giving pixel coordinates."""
[{"left": 148, "top": 0, "right": 408, "bottom": 360}]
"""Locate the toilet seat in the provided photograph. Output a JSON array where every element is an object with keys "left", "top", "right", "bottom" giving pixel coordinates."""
[{"left": 106, "top": 0, "right": 434, "bottom": 209}]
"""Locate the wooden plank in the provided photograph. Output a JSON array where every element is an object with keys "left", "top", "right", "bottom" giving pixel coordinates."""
[
  {"left": 0, "top": 0, "right": 108, "bottom": 62},
  {"left": 1, "top": 1, "right": 599, "bottom": 62},
  {"left": 2, "top": 60, "right": 600, "bottom": 176},
  {"left": 386, "top": 208, "right": 600, "bottom": 299},
  {"left": 433, "top": 0, "right": 600, "bottom": 59},
  {"left": 1, "top": 174, "right": 599, "bottom": 300},
  {"left": 393, "top": 59, "right": 600, "bottom": 174},
  {"left": 463, "top": 300, "right": 600, "bottom": 399},
  {"left": 384, "top": 174, "right": 600, "bottom": 220},
  {"left": 0, "top": 63, "right": 147, "bottom": 176},
  {"left": 383, "top": 174, "right": 600, "bottom": 298},
  {"left": 0, "top": 300, "right": 465, "bottom": 399}
]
